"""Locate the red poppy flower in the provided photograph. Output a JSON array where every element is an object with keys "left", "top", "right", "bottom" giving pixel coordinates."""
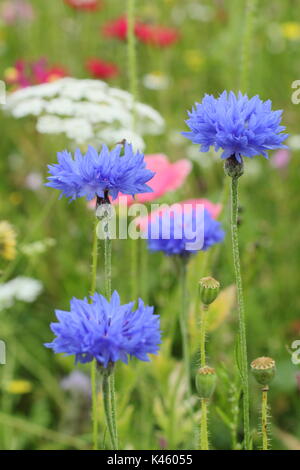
[
  {"left": 86, "top": 58, "right": 119, "bottom": 79},
  {"left": 64, "top": 0, "right": 101, "bottom": 11},
  {"left": 103, "top": 16, "right": 179, "bottom": 47},
  {"left": 103, "top": 15, "right": 128, "bottom": 40},
  {"left": 135, "top": 23, "right": 179, "bottom": 47}
]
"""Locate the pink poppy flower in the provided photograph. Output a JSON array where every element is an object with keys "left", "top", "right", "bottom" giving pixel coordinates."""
[
  {"left": 0, "top": 0, "right": 34, "bottom": 25},
  {"left": 136, "top": 199, "right": 222, "bottom": 232},
  {"left": 114, "top": 154, "right": 192, "bottom": 206}
]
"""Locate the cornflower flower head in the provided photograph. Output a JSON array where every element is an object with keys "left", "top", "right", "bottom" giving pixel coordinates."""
[
  {"left": 46, "top": 143, "right": 155, "bottom": 201},
  {"left": 145, "top": 205, "right": 224, "bottom": 257},
  {"left": 183, "top": 91, "right": 288, "bottom": 163},
  {"left": 45, "top": 291, "right": 161, "bottom": 367}
]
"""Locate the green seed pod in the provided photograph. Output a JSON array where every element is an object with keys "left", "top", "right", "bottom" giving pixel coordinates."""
[
  {"left": 199, "top": 277, "right": 220, "bottom": 305},
  {"left": 195, "top": 366, "right": 217, "bottom": 399},
  {"left": 251, "top": 357, "right": 276, "bottom": 386},
  {"left": 224, "top": 155, "right": 244, "bottom": 178}
]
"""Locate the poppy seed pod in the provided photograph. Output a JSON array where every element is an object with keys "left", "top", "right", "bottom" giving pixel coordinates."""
[
  {"left": 195, "top": 366, "right": 217, "bottom": 399},
  {"left": 251, "top": 357, "right": 276, "bottom": 386},
  {"left": 199, "top": 277, "right": 220, "bottom": 305}
]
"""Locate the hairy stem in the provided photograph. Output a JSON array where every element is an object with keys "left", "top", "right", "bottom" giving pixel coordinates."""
[
  {"left": 179, "top": 258, "right": 192, "bottom": 399},
  {"left": 200, "top": 399, "right": 209, "bottom": 450},
  {"left": 230, "top": 176, "right": 250, "bottom": 450},
  {"left": 102, "top": 373, "right": 118, "bottom": 449},
  {"left": 200, "top": 305, "right": 208, "bottom": 368},
  {"left": 103, "top": 214, "right": 118, "bottom": 450},
  {"left": 90, "top": 216, "right": 99, "bottom": 450},
  {"left": 261, "top": 387, "right": 269, "bottom": 450}
]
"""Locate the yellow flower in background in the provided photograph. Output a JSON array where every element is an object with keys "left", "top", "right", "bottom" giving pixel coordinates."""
[
  {"left": 281, "top": 22, "right": 300, "bottom": 40},
  {"left": 184, "top": 49, "right": 205, "bottom": 72},
  {"left": 0, "top": 221, "right": 17, "bottom": 261},
  {"left": 5, "top": 380, "right": 32, "bottom": 394},
  {"left": 9, "top": 192, "right": 22, "bottom": 205},
  {"left": 4, "top": 67, "right": 19, "bottom": 82}
]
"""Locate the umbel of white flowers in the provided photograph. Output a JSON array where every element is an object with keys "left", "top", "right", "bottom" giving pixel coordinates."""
[{"left": 5, "top": 78, "right": 165, "bottom": 150}]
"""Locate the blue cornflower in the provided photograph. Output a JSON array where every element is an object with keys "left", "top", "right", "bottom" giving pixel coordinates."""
[
  {"left": 146, "top": 206, "right": 225, "bottom": 256},
  {"left": 183, "top": 91, "right": 288, "bottom": 163},
  {"left": 45, "top": 291, "right": 161, "bottom": 367},
  {"left": 46, "top": 143, "right": 155, "bottom": 201}
]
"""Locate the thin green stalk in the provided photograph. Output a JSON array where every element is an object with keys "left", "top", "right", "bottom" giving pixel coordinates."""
[
  {"left": 200, "top": 399, "right": 209, "bottom": 450},
  {"left": 261, "top": 387, "right": 269, "bottom": 450},
  {"left": 240, "top": 0, "right": 257, "bottom": 92},
  {"left": 102, "top": 373, "right": 118, "bottom": 449},
  {"left": 103, "top": 210, "right": 118, "bottom": 449},
  {"left": 179, "top": 258, "right": 191, "bottom": 399},
  {"left": 127, "top": 0, "right": 138, "bottom": 106},
  {"left": 130, "top": 238, "right": 138, "bottom": 300},
  {"left": 90, "top": 216, "right": 99, "bottom": 450},
  {"left": 127, "top": 0, "right": 139, "bottom": 301},
  {"left": 230, "top": 177, "right": 250, "bottom": 449},
  {"left": 200, "top": 305, "right": 208, "bottom": 368}
]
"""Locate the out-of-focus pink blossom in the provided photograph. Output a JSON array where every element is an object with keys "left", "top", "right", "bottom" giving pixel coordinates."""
[
  {"left": 136, "top": 199, "right": 222, "bottom": 231},
  {"left": 0, "top": 0, "right": 34, "bottom": 25},
  {"left": 114, "top": 155, "right": 192, "bottom": 205},
  {"left": 5, "top": 59, "right": 68, "bottom": 90},
  {"left": 271, "top": 149, "right": 291, "bottom": 169}
]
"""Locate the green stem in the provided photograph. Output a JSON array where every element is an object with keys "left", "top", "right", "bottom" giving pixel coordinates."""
[
  {"left": 127, "top": 0, "right": 138, "bottom": 106},
  {"left": 240, "top": 0, "right": 257, "bottom": 92},
  {"left": 200, "top": 399, "right": 209, "bottom": 450},
  {"left": 130, "top": 238, "right": 138, "bottom": 300},
  {"left": 104, "top": 235, "right": 112, "bottom": 299},
  {"left": 109, "top": 372, "right": 118, "bottom": 448},
  {"left": 179, "top": 258, "right": 192, "bottom": 399},
  {"left": 200, "top": 305, "right": 208, "bottom": 368},
  {"left": 127, "top": 0, "right": 139, "bottom": 301},
  {"left": 103, "top": 216, "right": 119, "bottom": 449},
  {"left": 102, "top": 373, "right": 118, "bottom": 449},
  {"left": 90, "top": 216, "right": 99, "bottom": 450},
  {"left": 261, "top": 387, "right": 269, "bottom": 450},
  {"left": 230, "top": 177, "right": 250, "bottom": 450}
]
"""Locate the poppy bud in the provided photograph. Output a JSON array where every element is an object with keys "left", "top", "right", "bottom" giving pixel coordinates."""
[
  {"left": 195, "top": 366, "right": 217, "bottom": 399},
  {"left": 199, "top": 277, "right": 220, "bottom": 305}
]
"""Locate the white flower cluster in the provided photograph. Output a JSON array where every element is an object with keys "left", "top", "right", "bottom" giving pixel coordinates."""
[
  {"left": 0, "top": 276, "right": 43, "bottom": 310},
  {"left": 5, "top": 78, "right": 165, "bottom": 150}
]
